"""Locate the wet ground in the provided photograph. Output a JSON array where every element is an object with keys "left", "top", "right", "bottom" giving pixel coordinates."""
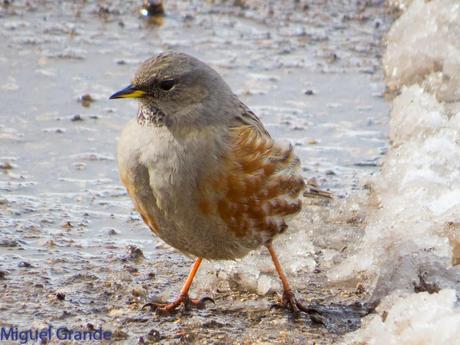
[{"left": 0, "top": 1, "right": 390, "bottom": 344}]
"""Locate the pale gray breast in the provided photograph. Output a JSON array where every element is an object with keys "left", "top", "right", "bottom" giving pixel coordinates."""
[
  {"left": 117, "top": 119, "right": 246, "bottom": 258},
  {"left": 118, "top": 119, "right": 196, "bottom": 217}
]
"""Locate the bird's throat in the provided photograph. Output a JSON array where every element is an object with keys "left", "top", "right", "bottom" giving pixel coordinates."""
[{"left": 137, "top": 104, "right": 167, "bottom": 127}]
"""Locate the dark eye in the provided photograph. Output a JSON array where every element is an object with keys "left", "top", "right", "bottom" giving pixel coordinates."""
[{"left": 159, "top": 79, "right": 175, "bottom": 91}]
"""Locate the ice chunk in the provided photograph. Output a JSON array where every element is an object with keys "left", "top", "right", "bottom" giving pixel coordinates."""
[
  {"left": 344, "top": 289, "right": 460, "bottom": 345},
  {"left": 389, "top": 85, "right": 445, "bottom": 146},
  {"left": 384, "top": 0, "right": 460, "bottom": 102},
  {"left": 333, "top": 1, "right": 460, "bottom": 338},
  {"left": 329, "top": 86, "right": 460, "bottom": 298}
]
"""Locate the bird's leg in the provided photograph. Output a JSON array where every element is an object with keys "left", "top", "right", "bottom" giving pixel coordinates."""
[
  {"left": 143, "top": 257, "right": 214, "bottom": 314},
  {"left": 267, "top": 244, "right": 325, "bottom": 324}
]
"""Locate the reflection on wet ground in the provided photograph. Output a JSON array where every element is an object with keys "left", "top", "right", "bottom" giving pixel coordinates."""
[{"left": 0, "top": 1, "right": 390, "bottom": 344}]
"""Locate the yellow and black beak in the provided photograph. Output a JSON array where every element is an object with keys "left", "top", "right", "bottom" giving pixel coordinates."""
[{"left": 109, "top": 84, "right": 146, "bottom": 99}]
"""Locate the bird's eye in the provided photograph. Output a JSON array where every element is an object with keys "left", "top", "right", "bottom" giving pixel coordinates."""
[{"left": 159, "top": 79, "right": 175, "bottom": 91}]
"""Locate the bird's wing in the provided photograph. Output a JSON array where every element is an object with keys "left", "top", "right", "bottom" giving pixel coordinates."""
[
  {"left": 233, "top": 100, "right": 333, "bottom": 201},
  {"left": 232, "top": 100, "right": 271, "bottom": 137},
  {"left": 197, "top": 109, "right": 305, "bottom": 245}
]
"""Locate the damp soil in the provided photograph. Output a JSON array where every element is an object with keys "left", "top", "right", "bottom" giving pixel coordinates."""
[{"left": 0, "top": 1, "right": 390, "bottom": 344}]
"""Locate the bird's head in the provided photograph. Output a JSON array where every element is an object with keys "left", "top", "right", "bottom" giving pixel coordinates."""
[{"left": 110, "top": 52, "right": 233, "bottom": 128}]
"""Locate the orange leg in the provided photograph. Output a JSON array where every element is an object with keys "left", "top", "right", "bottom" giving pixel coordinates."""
[
  {"left": 267, "top": 244, "right": 294, "bottom": 295},
  {"left": 267, "top": 244, "right": 325, "bottom": 323},
  {"left": 178, "top": 257, "right": 202, "bottom": 298},
  {"left": 143, "top": 257, "right": 214, "bottom": 314}
]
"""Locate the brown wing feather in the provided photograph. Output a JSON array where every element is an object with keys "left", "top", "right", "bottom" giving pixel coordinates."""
[{"left": 198, "top": 118, "right": 305, "bottom": 246}]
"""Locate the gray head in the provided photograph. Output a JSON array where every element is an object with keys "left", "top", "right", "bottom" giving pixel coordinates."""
[{"left": 110, "top": 52, "right": 234, "bottom": 128}]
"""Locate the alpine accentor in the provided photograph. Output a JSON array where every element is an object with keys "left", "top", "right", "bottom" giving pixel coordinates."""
[{"left": 110, "top": 51, "right": 318, "bottom": 316}]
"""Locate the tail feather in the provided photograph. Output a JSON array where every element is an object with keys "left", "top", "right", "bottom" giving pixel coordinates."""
[{"left": 303, "top": 178, "right": 333, "bottom": 200}]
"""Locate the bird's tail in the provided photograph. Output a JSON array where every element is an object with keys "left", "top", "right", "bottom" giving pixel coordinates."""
[{"left": 303, "top": 178, "right": 333, "bottom": 199}]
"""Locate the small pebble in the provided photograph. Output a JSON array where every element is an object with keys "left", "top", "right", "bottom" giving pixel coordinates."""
[
  {"left": 62, "top": 221, "right": 73, "bottom": 229},
  {"left": 79, "top": 94, "right": 94, "bottom": 107},
  {"left": 140, "top": 0, "right": 165, "bottom": 17},
  {"left": 43, "top": 128, "right": 66, "bottom": 134},
  {"left": 71, "top": 114, "right": 83, "bottom": 121},
  {"left": 146, "top": 329, "right": 161, "bottom": 343},
  {"left": 125, "top": 265, "right": 139, "bottom": 274},
  {"left": 122, "top": 245, "right": 144, "bottom": 263},
  {"left": 325, "top": 52, "right": 338, "bottom": 63},
  {"left": 355, "top": 283, "right": 365, "bottom": 295},
  {"left": 18, "top": 261, "right": 32, "bottom": 268},
  {"left": 112, "top": 329, "right": 129, "bottom": 341},
  {"left": 0, "top": 162, "right": 14, "bottom": 170},
  {"left": 132, "top": 286, "right": 146, "bottom": 297},
  {"left": 108, "top": 228, "right": 119, "bottom": 235},
  {"left": 0, "top": 239, "right": 18, "bottom": 247},
  {"left": 183, "top": 14, "right": 194, "bottom": 21},
  {"left": 72, "top": 162, "right": 86, "bottom": 170}
]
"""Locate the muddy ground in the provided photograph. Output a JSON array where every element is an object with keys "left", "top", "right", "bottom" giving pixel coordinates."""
[{"left": 0, "top": 1, "right": 391, "bottom": 344}]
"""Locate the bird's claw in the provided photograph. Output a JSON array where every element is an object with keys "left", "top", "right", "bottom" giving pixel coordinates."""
[
  {"left": 195, "top": 296, "right": 215, "bottom": 307},
  {"left": 270, "top": 290, "right": 327, "bottom": 325},
  {"left": 142, "top": 295, "right": 215, "bottom": 314}
]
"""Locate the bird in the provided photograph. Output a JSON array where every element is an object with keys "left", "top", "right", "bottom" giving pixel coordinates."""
[{"left": 110, "top": 51, "right": 322, "bottom": 317}]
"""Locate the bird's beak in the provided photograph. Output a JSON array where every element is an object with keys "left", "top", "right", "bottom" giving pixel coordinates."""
[{"left": 109, "top": 84, "right": 146, "bottom": 99}]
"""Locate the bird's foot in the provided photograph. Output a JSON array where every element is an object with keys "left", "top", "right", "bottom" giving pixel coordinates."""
[
  {"left": 271, "top": 290, "right": 326, "bottom": 325},
  {"left": 142, "top": 295, "right": 214, "bottom": 314}
]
